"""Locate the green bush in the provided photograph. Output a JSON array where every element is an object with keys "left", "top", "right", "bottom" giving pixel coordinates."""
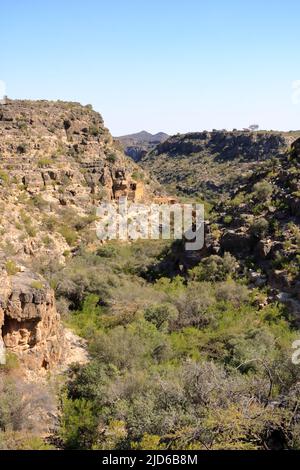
[
  {"left": 189, "top": 253, "right": 238, "bottom": 282},
  {"left": 37, "top": 158, "right": 52, "bottom": 168},
  {"left": 59, "top": 396, "right": 97, "bottom": 450},
  {"left": 106, "top": 153, "right": 117, "bottom": 163},
  {"left": 253, "top": 180, "right": 273, "bottom": 201},
  {"left": 20, "top": 210, "right": 37, "bottom": 237},
  {"left": 30, "top": 194, "right": 48, "bottom": 209},
  {"left": 58, "top": 226, "right": 78, "bottom": 246},
  {"left": 5, "top": 260, "right": 20, "bottom": 276},
  {"left": 250, "top": 218, "right": 269, "bottom": 239},
  {"left": 223, "top": 215, "right": 233, "bottom": 224},
  {"left": 144, "top": 303, "right": 178, "bottom": 330},
  {"left": 0, "top": 171, "right": 9, "bottom": 185},
  {"left": 30, "top": 280, "right": 44, "bottom": 290},
  {"left": 89, "top": 125, "right": 102, "bottom": 137}
]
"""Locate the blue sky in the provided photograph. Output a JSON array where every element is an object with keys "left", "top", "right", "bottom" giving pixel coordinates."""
[{"left": 1, "top": 0, "right": 300, "bottom": 135}]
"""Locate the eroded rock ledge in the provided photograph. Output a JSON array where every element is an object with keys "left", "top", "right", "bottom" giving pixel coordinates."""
[{"left": 0, "top": 264, "right": 65, "bottom": 371}]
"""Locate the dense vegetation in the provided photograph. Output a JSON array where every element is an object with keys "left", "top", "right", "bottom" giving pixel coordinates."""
[
  {"left": 43, "top": 242, "right": 300, "bottom": 450},
  {"left": 0, "top": 101, "right": 299, "bottom": 451},
  {"left": 140, "top": 130, "right": 299, "bottom": 201}
]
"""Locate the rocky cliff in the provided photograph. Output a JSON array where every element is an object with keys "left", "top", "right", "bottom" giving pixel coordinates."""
[
  {"left": 0, "top": 100, "right": 161, "bottom": 266},
  {"left": 0, "top": 262, "right": 64, "bottom": 371},
  {"left": 0, "top": 99, "right": 161, "bottom": 370},
  {"left": 140, "top": 130, "right": 299, "bottom": 199}
]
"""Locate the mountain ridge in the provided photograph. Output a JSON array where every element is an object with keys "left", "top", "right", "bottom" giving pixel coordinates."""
[
  {"left": 116, "top": 130, "right": 169, "bottom": 162},
  {"left": 139, "top": 129, "right": 299, "bottom": 200}
]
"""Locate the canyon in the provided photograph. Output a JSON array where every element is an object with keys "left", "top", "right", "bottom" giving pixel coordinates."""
[
  {"left": 0, "top": 99, "right": 299, "bottom": 450},
  {"left": 0, "top": 99, "right": 161, "bottom": 371}
]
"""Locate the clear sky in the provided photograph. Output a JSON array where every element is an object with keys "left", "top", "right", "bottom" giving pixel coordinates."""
[{"left": 1, "top": 0, "right": 300, "bottom": 135}]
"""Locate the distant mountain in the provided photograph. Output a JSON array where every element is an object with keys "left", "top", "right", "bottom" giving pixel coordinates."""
[
  {"left": 117, "top": 130, "right": 169, "bottom": 145},
  {"left": 116, "top": 130, "right": 169, "bottom": 162}
]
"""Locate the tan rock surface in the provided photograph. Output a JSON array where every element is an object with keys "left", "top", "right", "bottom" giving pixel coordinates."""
[{"left": 0, "top": 263, "right": 65, "bottom": 372}]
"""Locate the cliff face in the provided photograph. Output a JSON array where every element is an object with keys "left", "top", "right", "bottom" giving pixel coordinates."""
[
  {"left": 0, "top": 99, "right": 160, "bottom": 371},
  {"left": 140, "top": 130, "right": 299, "bottom": 199},
  {"left": 152, "top": 131, "right": 294, "bottom": 158},
  {"left": 0, "top": 264, "right": 64, "bottom": 371},
  {"left": 0, "top": 99, "right": 159, "bottom": 266}
]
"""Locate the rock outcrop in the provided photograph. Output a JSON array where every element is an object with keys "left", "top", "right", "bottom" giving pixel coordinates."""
[
  {"left": 0, "top": 263, "right": 65, "bottom": 371},
  {"left": 0, "top": 99, "right": 161, "bottom": 266}
]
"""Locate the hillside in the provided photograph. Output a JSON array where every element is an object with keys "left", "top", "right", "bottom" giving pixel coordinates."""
[
  {"left": 116, "top": 130, "right": 169, "bottom": 162},
  {"left": 140, "top": 130, "right": 299, "bottom": 200},
  {"left": 1, "top": 102, "right": 300, "bottom": 451},
  {"left": 0, "top": 100, "right": 164, "bottom": 448},
  {"left": 215, "top": 140, "right": 300, "bottom": 316},
  {"left": 53, "top": 137, "right": 300, "bottom": 450},
  {"left": 0, "top": 100, "right": 161, "bottom": 267},
  {"left": 155, "top": 139, "right": 300, "bottom": 315},
  {"left": 0, "top": 99, "right": 162, "bottom": 380}
]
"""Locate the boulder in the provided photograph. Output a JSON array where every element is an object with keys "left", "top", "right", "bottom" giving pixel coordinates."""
[
  {"left": 254, "top": 239, "right": 273, "bottom": 259},
  {"left": 221, "top": 230, "right": 252, "bottom": 255}
]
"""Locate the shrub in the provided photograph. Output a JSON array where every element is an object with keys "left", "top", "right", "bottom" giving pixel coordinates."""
[
  {"left": 88, "top": 126, "right": 102, "bottom": 137},
  {"left": 250, "top": 218, "right": 269, "bottom": 239},
  {"left": 5, "top": 260, "right": 20, "bottom": 276},
  {"left": 37, "top": 158, "right": 52, "bottom": 168},
  {"left": 30, "top": 280, "right": 44, "bottom": 290},
  {"left": 59, "top": 396, "right": 97, "bottom": 450},
  {"left": 189, "top": 253, "right": 238, "bottom": 282},
  {"left": 17, "top": 436, "right": 55, "bottom": 450},
  {"left": 58, "top": 226, "right": 78, "bottom": 246},
  {"left": 20, "top": 211, "right": 37, "bottom": 237},
  {"left": 215, "top": 280, "right": 249, "bottom": 307},
  {"left": 144, "top": 303, "right": 178, "bottom": 330},
  {"left": 131, "top": 171, "right": 145, "bottom": 181},
  {"left": 223, "top": 215, "right": 233, "bottom": 224},
  {"left": 175, "top": 282, "right": 215, "bottom": 327},
  {"left": 16, "top": 119, "right": 28, "bottom": 131},
  {"left": 30, "top": 194, "right": 48, "bottom": 209},
  {"left": 42, "top": 235, "right": 53, "bottom": 247},
  {"left": 229, "top": 193, "right": 245, "bottom": 207},
  {"left": 96, "top": 245, "right": 117, "bottom": 258},
  {"left": 42, "top": 215, "right": 57, "bottom": 232},
  {"left": 253, "top": 181, "right": 273, "bottom": 201},
  {"left": 0, "top": 171, "right": 9, "bottom": 185},
  {"left": 106, "top": 153, "right": 117, "bottom": 163}
]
